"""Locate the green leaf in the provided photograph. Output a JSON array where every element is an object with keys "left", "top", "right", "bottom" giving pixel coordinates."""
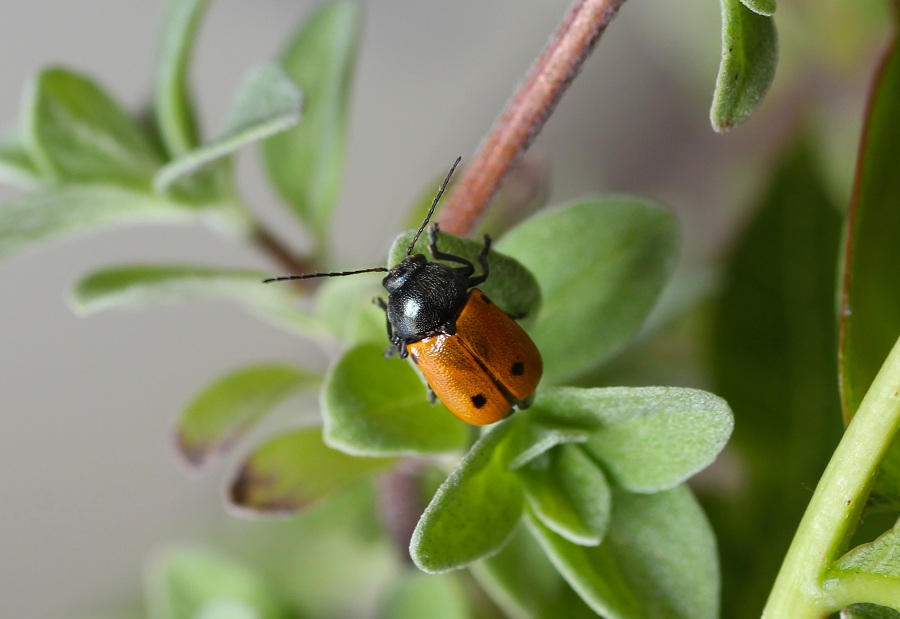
[
  {"left": 322, "top": 344, "right": 468, "bottom": 456},
  {"left": 381, "top": 573, "right": 470, "bottom": 619},
  {"left": 74, "top": 264, "right": 322, "bottom": 337},
  {"left": 740, "top": 0, "right": 775, "bottom": 16},
  {"left": 504, "top": 415, "right": 589, "bottom": 470},
  {"left": 388, "top": 228, "right": 541, "bottom": 322},
  {"left": 472, "top": 526, "right": 598, "bottom": 619},
  {"left": 155, "top": 63, "right": 302, "bottom": 193},
  {"left": 71, "top": 265, "right": 295, "bottom": 314},
  {"left": 526, "top": 387, "right": 732, "bottom": 492},
  {"left": 840, "top": 33, "right": 900, "bottom": 507},
  {"left": 828, "top": 518, "right": 900, "bottom": 610},
  {"left": 0, "top": 130, "right": 42, "bottom": 188},
  {"left": 710, "top": 0, "right": 777, "bottom": 131},
  {"left": 0, "top": 184, "right": 198, "bottom": 259},
  {"left": 497, "top": 198, "right": 677, "bottom": 383},
  {"left": 528, "top": 486, "right": 719, "bottom": 619},
  {"left": 520, "top": 444, "right": 611, "bottom": 546},
  {"left": 410, "top": 422, "right": 523, "bottom": 573},
  {"left": 262, "top": 1, "right": 360, "bottom": 248},
  {"left": 175, "top": 364, "right": 318, "bottom": 469},
  {"left": 228, "top": 427, "right": 393, "bottom": 515},
  {"left": 706, "top": 138, "right": 844, "bottom": 616},
  {"left": 154, "top": 0, "right": 209, "bottom": 156},
  {"left": 23, "top": 67, "right": 162, "bottom": 185},
  {"left": 145, "top": 546, "right": 290, "bottom": 619}
]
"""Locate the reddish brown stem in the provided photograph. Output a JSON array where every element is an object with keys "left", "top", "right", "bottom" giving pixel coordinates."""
[
  {"left": 253, "top": 226, "right": 315, "bottom": 277},
  {"left": 377, "top": 465, "right": 426, "bottom": 565},
  {"left": 438, "top": 0, "right": 628, "bottom": 236}
]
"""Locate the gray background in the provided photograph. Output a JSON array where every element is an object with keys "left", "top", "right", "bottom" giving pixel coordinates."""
[{"left": 0, "top": 1, "right": 845, "bottom": 617}]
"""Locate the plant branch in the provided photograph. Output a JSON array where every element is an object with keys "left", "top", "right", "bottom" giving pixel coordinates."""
[
  {"left": 252, "top": 225, "right": 316, "bottom": 277},
  {"left": 377, "top": 463, "right": 427, "bottom": 565},
  {"left": 763, "top": 335, "right": 900, "bottom": 618},
  {"left": 438, "top": 0, "right": 628, "bottom": 236}
]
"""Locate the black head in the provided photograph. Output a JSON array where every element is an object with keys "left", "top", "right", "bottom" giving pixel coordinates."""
[{"left": 382, "top": 253, "right": 427, "bottom": 293}]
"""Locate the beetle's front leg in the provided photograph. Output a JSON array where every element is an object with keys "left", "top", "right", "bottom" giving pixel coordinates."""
[
  {"left": 373, "top": 297, "right": 391, "bottom": 338},
  {"left": 374, "top": 297, "right": 405, "bottom": 358}
]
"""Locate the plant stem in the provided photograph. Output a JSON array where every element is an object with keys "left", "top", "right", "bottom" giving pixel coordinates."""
[
  {"left": 437, "top": 0, "right": 628, "bottom": 237},
  {"left": 763, "top": 335, "right": 900, "bottom": 618},
  {"left": 377, "top": 463, "right": 427, "bottom": 566},
  {"left": 252, "top": 225, "right": 316, "bottom": 276}
]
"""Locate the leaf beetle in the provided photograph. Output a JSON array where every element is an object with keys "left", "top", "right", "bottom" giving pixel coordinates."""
[{"left": 264, "top": 157, "right": 542, "bottom": 425}]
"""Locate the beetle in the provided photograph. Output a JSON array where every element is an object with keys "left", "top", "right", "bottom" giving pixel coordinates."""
[{"left": 264, "top": 157, "right": 542, "bottom": 425}]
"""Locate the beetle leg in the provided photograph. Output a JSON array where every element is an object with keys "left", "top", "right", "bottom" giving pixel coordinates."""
[
  {"left": 373, "top": 297, "right": 393, "bottom": 341},
  {"left": 428, "top": 223, "right": 475, "bottom": 276},
  {"left": 426, "top": 384, "right": 437, "bottom": 405},
  {"left": 466, "top": 234, "right": 491, "bottom": 287},
  {"left": 382, "top": 339, "right": 406, "bottom": 359}
]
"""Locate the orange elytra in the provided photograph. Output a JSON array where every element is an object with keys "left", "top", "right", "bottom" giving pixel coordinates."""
[{"left": 263, "top": 157, "right": 543, "bottom": 425}]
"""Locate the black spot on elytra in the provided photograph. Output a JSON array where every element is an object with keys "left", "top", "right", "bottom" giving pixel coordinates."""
[
  {"left": 511, "top": 361, "right": 525, "bottom": 376},
  {"left": 479, "top": 292, "right": 492, "bottom": 305},
  {"left": 471, "top": 393, "right": 487, "bottom": 409}
]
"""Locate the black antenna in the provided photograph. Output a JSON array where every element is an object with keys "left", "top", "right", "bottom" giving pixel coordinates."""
[
  {"left": 262, "top": 266, "right": 388, "bottom": 284},
  {"left": 406, "top": 156, "right": 462, "bottom": 256}
]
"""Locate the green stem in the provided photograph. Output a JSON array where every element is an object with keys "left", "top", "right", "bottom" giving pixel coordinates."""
[{"left": 763, "top": 335, "right": 900, "bottom": 617}]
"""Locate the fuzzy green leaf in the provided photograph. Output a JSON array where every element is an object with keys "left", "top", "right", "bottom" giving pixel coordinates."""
[
  {"left": 154, "top": 0, "right": 209, "bottom": 156},
  {"left": 71, "top": 264, "right": 295, "bottom": 314},
  {"left": 145, "top": 546, "right": 290, "bottom": 619},
  {"left": 504, "top": 415, "right": 589, "bottom": 470},
  {"left": 262, "top": 1, "right": 360, "bottom": 246},
  {"left": 840, "top": 33, "right": 900, "bottom": 507},
  {"left": 710, "top": 0, "right": 777, "bottom": 131},
  {"left": 0, "top": 130, "right": 42, "bottom": 188},
  {"left": 0, "top": 184, "right": 198, "bottom": 259},
  {"left": 828, "top": 519, "right": 900, "bottom": 609},
  {"left": 528, "top": 486, "right": 719, "bottom": 619},
  {"left": 155, "top": 63, "right": 301, "bottom": 193},
  {"left": 472, "top": 526, "right": 598, "bottom": 619},
  {"left": 322, "top": 344, "right": 468, "bottom": 456},
  {"left": 228, "top": 427, "right": 392, "bottom": 515},
  {"left": 497, "top": 198, "right": 677, "bottom": 383},
  {"left": 388, "top": 228, "right": 541, "bottom": 322},
  {"left": 520, "top": 444, "right": 611, "bottom": 546},
  {"left": 382, "top": 573, "right": 469, "bottom": 619},
  {"left": 526, "top": 387, "right": 732, "bottom": 492},
  {"left": 23, "top": 67, "right": 162, "bottom": 185},
  {"left": 410, "top": 422, "right": 523, "bottom": 573},
  {"left": 175, "top": 364, "right": 318, "bottom": 469}
]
